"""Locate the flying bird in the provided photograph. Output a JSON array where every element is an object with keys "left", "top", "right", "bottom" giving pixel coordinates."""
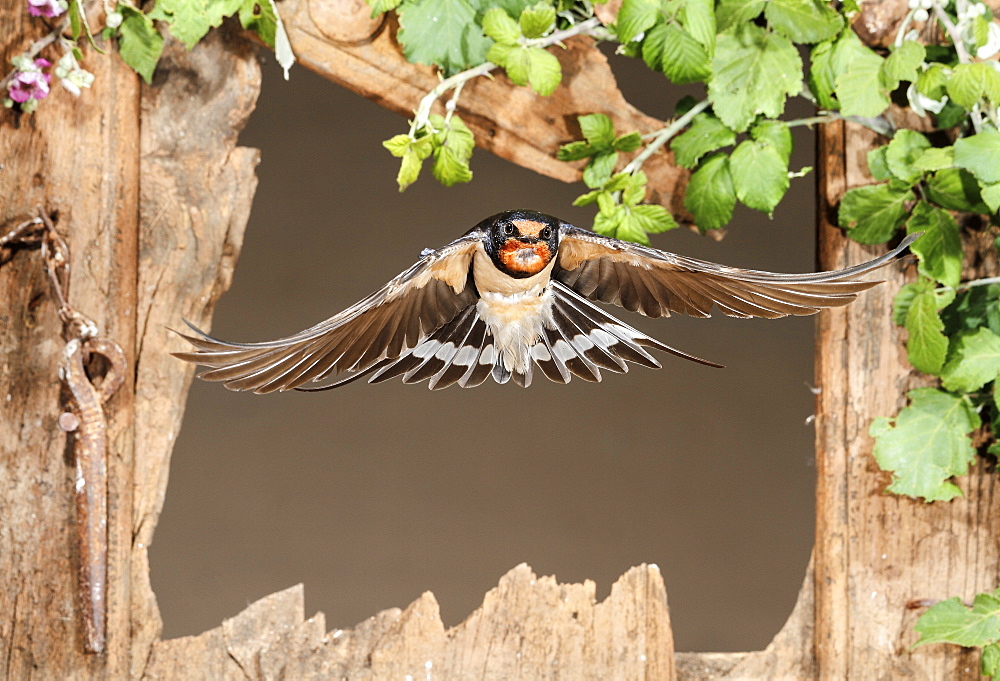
[{"left": 174, "top": 210, "right": 917, "bottom": 392}]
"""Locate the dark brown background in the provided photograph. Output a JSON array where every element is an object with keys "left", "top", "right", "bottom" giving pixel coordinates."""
[{"left": 152, "top": 50, "right": 820, "bottom": 653}]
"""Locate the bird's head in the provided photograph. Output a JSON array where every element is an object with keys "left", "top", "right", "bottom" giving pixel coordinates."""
[{"left": 481, "top": 210, "right": 561, "bottom": 278}]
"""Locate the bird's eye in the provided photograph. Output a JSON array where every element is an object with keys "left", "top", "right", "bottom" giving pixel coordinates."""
[
  {"left": 503, "top": 222, "right": 515, "bottom": 236},
  {"left": 540, "top": 226, "right": 552, "bottom": 240}
]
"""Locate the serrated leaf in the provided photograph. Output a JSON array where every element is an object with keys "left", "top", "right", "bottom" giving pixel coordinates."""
[
  {"left": 881, "top": 39, "right": 925, "bottom": 90},
  {"left": 684, "top": 152, "right": 736, "bottom": 231},
  {"left": 981, "top": 182, "right": 1000, "bottom": 213},
  {"left": 729, "top": 138, "right": 789, "bottom": 215},
  {"left": 117, "top": 6, "right": 164, "bottom": 84},
  {"left": 983, "top": 642, "right": 1000, "bottom": 677},
  {"left": 870, "top": 388, "right": 980, "bottom": 502},
  {"left": 396, "top": 148, "right": 425, "bottom": 190},
  {"left": 954, "top": 129, "right": 1000, "bottom": 184},
  {"left": 709, "top": 23, "right": 803, "bottom": 132},
  {"left": 572, "top": 189, "right": 601, "bottom": 206},
  {"left": 941, "top": 328, "right": 1000, "bottom": 393},
  {"left": 913, "top": 146, "right": 954, "bottom": 172},
  {"left": 630, "top": 203, "right": 678, "bottom": 233},
  {"left": 906, "top": 285, "right": 950, "bottom": 375},
  {"left": 397, "top": 0, "right": 492, "bottom": 76},
  {"left": 523, "top": 46, "right": 561, "bottom": 95},
  {"left": 715, "top": 0, "right": 764, "bottom": 31},
  {"left": 941, "top": 284, "right": 1000, "bottom": 337},
  {"left": 838, "top": 184, "right": 914, "bottom": 244},
  {"left": 583, "top": 150, "right": 618, "bottom": 188},
  {"left": 947, "top": 62, "right": 992, "bottom": 109},
  {"left": 680, "top": 0, "right": 715, "bottom": 55},
  {"left": 885, "top": 129, "right": 931, "bottom": 185},
  {"left": 579, "top": 113, "right": 615, "bottom": 148},
  {"left": 917, "top": 62, "right": 948, "bottom": 99},
  {"left": 367, "top": 0, "right": 402, "bottom": 16},
  {"left": 615, "top": 0, "right": 658, "bottom": 42},
  {"left": 868, "top": 146, "right": 892, "bottom": 181},
  {"left": 612, "top": 131, "right": 642, "bottom": 152},
  {"left": 558, "top": 140, "right": 598, "bottom": 161},
  {"left": 926, "top": 168, "right": 991, "bottom": 213},
  {"left": 751, "top": 120, "right": 792, "bottom": 164},
  {"left": 642, "top": 22, "right": 711, "bottom": 84},
  {"left": 432, "top": 116, "right": 475, "bottom": 186},
  {"left": 594, "top": 203, "right": 627, "bottom": 237},
  {"left": 765, "top": 0, "right": 843, "bottom": 44},
  {"left": 238, "top": 0, "right": 277, "bottom": 46},
  {"left": 148, "top": 0, "right": 242, "bottom": 48},
  {"left": 893, "top": 282, "right": 924, "bottom": 326},
  {"left": 834, "top": 33, "right": 889, "bottom": 117},
  {"left": 482, "top": 7, "right": 520, "bottom": 44},
  {"left": 906, "top": 201, "right": 962, "bottom": 288},
  {"left": 935, "top": 100, "right": 968, "bottom": 130},
  {"left": 808, "top": 39, "right": 838, "bottom": 110},
  {"left": 914, "top": 589, "right": 1000, "bottom": 647},
  {"left": 519, "top": 1, "right": 555, "bottom": 39},
  {"left": 670, "top": 113, "right": 736, "bottom": 168},
  {"left": 383, "top": 134, "right": 413, "bottom": 157}
]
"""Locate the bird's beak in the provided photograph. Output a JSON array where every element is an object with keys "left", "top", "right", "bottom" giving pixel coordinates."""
[{"left": 515, "top": 236, "right": 539, "bottom": 244}]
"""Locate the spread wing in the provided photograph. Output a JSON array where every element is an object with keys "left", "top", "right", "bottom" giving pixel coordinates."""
[
  {"left": 556, "top": 226, "right": 919, "bottom": 319},
  {"left": 173, "top": 232, "right": 482, "bottom": 393}
]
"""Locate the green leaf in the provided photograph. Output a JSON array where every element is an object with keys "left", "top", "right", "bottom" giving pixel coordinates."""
[
  {"left": 397, "top": 0, "right": 492, "bottom": 76},
  {"left": 670, "top": 113, "right": 736, "bottom": 168},
  {"left": 715, "top": 0, "right": 764, "bottom": 31},
  {"left": 729, "top": 138, "right": 789, "bottom": 215},
  {"left": 519, "top": 1, "right": 555, "bottom": 39},
  {"left": 396, "top": 148, "right": 425, "bottom": 190},
  {"left": 680, "top": 0, "right": 715, "bottom": 55},
  {"left": 954, "top": 129, "right": 1000, "bottom": 184},
  {"left": 941, "top": 284, "right": 1000, "bottom": 337},
  {"left": 917, "top": 62, "right": 948, "bottom": 99},
  {"left": 621, "top": 171, "right": 647, "bottom": 206},
  {"left": 881, "top": 39, "right": 925, "bottom": 90},
  {"left": 808, "top": 39, "right": 837, "bottom": 110},
  {"left": 642, "top": 22, "right": 711, "bottom": 84},
  {"left": 838, "top": 184, "right": 914, "bottom": 244},
  {"left": 612, "top": 131, "right": 642, "bottom": 152},
  {"left": 684, "top": 152, "right": 736, "bottom": 231},
  {"left": 482, "top": 7, "right": 520, "bottom": 44},
  {"left": 894, "top": 281, "right": 941, "bottom": 326},
  {"left": 579, "top": 113, "right": 615, "bottom": 148},
  {"left": 572, "top": 189, "right": 601, "bottom": 206},
  {"left": 615, "top": 0, "right": 658, "bottom": 43},
  {"left": 764, "top": 0, "right": 843, "bottom": 44},
  {"left": 751, "top": 120, "right": 792, "bottom": 164},
  {"left": 870, "top": 388, "right": 980, "bottom": 502},
  {"left": 906, "top": 201, "right": 962, "bottom": 288},
  {"left": 383, "top": 134, "right": 413, "bottom": 157},
  {"left": 238, "top": 0, "right": 278, "bottom": 46},
  {"left": 367, "top": 0, "right": 402, "bottom": 16},
  {"left": 148, "top": 0, "right": 242, "bottom": 48},
  {"left": 941, "top": 328, "right": 1000, "bottom": 393},
  {"left": 983, "top": 642, "right": 1000, "bottom": 677},
  {"left": 630, "top": 203, "right": 678, "bottom": 234},
  {"left": 925, "top": 168, "right": 991, "bottom": 213},
  {"left": 558, "top": 140, "right": 598, "bottom": 161},
  {"left": 117, "top": 6, "right": 164, "bottom": 84},
  {"left": 524, "top": 46, "right": 561, "bottom": 95},
  {"left": 914, "top": 589, "right": 1000, "bottom": 647},
  {"left": 905, "top": 282, "right": 950, "bottom": 375},
  {"left": 935, "top": 100, "right": 968, "bottom": 130},
  {"left": 913, "top": 146, "right": 954, "bottom": 172},
  {"left": 834, "top": 32, "right": 889, "bottom": 117},
  {"left": 981, "top": 182, "right": 1000, "bottom": 213},
  {"left": 885, "top": 129, "right": 931, "bottom": 185},
  {"left": 709, "top": 23, "right": 803, "bottom": 132},
  {"left": 868, "top": 146, "right": 892, "bottom": 181},
  {"left": 947, "top": 62, "right": 995, "bottom": 109},
  {"left": 583, "top": 150, "right": 618, "bottom": 188},
  {"left": 432, "top": 115, "right": 475, "bottom": 186}
]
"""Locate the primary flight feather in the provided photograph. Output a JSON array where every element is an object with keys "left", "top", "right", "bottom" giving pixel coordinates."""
[{"left": 174, "top": 210, "right": 917, "bottom": 392}]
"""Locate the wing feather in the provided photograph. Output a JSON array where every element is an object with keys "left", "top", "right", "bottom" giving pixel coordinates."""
[{"left": 556, "top": 226, "right": 918, "bottom": 319}]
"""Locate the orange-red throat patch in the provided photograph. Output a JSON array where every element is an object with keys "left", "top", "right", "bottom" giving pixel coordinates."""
[{"left": 499, "top": 239, "right": 552, "bottom": 275}]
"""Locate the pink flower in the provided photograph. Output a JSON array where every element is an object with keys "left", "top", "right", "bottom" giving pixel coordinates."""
[
  {"left": 27, "top": 0, "right": 67, "bottom": 17},
  {"left": 7, "top": 58, "right": 51, "bottom": 104}
]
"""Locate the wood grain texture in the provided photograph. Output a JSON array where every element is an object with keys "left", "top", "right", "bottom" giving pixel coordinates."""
[
  {"left": 0, "top": 4, "right": 139, "bottom": 676},
  {"left": 144, "top": 564, "right": 677, "bottom": 681},
  {"left": 130, "top": 26, "right": 262, "bottom": 677},
  {"left": 279, "top": 0, "right": 692, "bottom": 219},
  {"left": 815, "top": 121, "right": 1000, "bottom": 680}
]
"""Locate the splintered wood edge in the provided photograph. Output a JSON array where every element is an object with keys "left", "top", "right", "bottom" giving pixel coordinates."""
[{"left": 141, "top": 561, "right": 815, "bottom": 680}]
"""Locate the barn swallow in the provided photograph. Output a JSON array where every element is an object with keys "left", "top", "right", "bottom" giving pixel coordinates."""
[{"left": 174, "top": 210, "right": 917, "bottom": 392}]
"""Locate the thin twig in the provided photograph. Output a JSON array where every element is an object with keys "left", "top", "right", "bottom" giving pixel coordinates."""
[
  {"left": 931, "top": 0, "right": 983, "bottom": 132},
  {"left": 621, "top": 99, "right": 711, "bottom": 175}
]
